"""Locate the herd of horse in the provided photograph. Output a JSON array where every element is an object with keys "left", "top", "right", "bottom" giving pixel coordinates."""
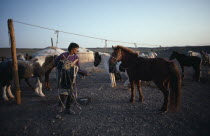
[
  {"left": 0, "top": 50, "right": 61, "bottom": 101},
  {"left": 0, "top": 46, "right": 209, "bottom": 113}
]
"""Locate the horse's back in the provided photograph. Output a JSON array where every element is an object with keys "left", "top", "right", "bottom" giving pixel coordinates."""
[
  {"left": 134, "top": 57, "right": 175, "bottom": 81},
  {"left": 135, "top": 57, "right": 169, "bottom": 81},
  {"left": 18, "top": 60, "right": 35, "bottom": 79},
  {"left": 183, "top": 56, "right": 201, "bottom": 66}
]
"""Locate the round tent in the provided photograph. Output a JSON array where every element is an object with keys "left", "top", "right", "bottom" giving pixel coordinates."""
[
  {"left": 77, "top": 47, "right": 94, "bottom": 63},
  {"left": 32, "top": 46, "right": 65, "bottom": 57},
  {"left": 32, "top": 46, "right": 94, "bottom": 63}
]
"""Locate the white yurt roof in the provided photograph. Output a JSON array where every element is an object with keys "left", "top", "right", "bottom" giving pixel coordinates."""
[
  {"left": 32, "top": 46, "right": 94, "bottom": 63},
  {"left": 78, "top": 47, "right": 93, "bottom": 53},
  {"left": 32, "top": 46, "right": 65, "bottom": 57}
]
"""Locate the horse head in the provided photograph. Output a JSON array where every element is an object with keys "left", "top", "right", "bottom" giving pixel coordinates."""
[
  {"left": 200, "top": 50, "right": 210, "bottom": 65},
  {"left": 17, "top": 53, "right": 26, "bottom": 61},
  {"left": 110, "top": 46, "right": 123, "bottom": 64},
  {"left": 110, "top": 45, "right": 138, "bottom": 66},
  {"left": 94, "top": 52, "right": 102, "bottom": 67}
]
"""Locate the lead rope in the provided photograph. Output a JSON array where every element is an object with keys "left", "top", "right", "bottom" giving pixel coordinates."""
[
  {"left": 66, "top": 66, "right": 81, "bottom": 111},
  {"left": 57, "top": 54, "right": 70, "bottom": 110},
  {"left": 57, "top": 55, "right": 82, "bottom": 112}
]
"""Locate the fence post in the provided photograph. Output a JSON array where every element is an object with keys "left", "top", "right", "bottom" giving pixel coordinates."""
[
  {"left": 51, "top": 38, "right": 53, "bottom": 47},
  {"left": 8, "top": 19, "right": 21, "bottom": 104}
]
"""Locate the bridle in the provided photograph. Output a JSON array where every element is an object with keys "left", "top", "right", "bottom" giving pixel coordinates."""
[{"left": 110, "top": 49, "right": 122, "bottom": 64}]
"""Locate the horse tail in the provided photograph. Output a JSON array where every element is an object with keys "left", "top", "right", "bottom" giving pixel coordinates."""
[{"left": 169, "top": 62, "right": 182, "bottom": 112}]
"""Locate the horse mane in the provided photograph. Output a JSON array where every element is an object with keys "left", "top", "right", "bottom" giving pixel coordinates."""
[{"left": 116, "top": 45, "right": 138, "bottom": 57}]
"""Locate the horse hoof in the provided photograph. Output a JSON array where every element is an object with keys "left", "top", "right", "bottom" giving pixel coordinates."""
[
  {"left": 139, "top": 98, "right": 144, "bottom": 103},
  {"left": 3, "top": 97, "right": 9, "bottom": 101},
  {"left": 159, "top": 108, "right": 168, "bottom": 113},
  {"left": 35, "top": 91, "right": 39, "bottom": 95},
  {"left": 130, "top": 99, "right": 134, "bottom": 103},
  {"left": 47, "top": 88, "right": 52, "bottom": 91},
  {"left": 39, "top": 94, "right": 45, "bottom": 97},
  {"left": 9, "top": 95, "right": 15, "bottom": 99},
  {"left": 111, "top": 85, "right": 116, "bottom": 88}
]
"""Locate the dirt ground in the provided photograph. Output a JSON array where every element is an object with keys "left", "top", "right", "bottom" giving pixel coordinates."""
[{"left": 0, "top": 61, "right": 210, "bottom": 136}]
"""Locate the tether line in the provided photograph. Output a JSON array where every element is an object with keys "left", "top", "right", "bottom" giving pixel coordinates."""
[{"left": 13, "top": 20, "right": 157, "bottom": 47}]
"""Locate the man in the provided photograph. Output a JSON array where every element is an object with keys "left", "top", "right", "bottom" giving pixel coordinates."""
[{"left": 55, "top": 43, "right": 88, "bottom": 114}]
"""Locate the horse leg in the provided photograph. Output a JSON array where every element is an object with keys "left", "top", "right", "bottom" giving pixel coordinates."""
[
  {"left": 136, "top": 80, "right": 144, "bottom": 102},
  {"left": 109, "top": 73, "right": 113, "bottom": 87},
  {"left": 193, "top": 66, "right": 200, "bottom": 81},
  {"left": 35, "top": 77, "right": 45, "bottom": 97},
  {"left": 197, "top": 66, "right": 201, "bottom": 81},
  {"left": 112, "top": 73, "right": 116, "bottom": 87},
  {"left": 34, "top": 78, "right": 40, "bottom": 95},
  {"left": 6, "top": 85, "right": 15, "bottom": 99},
  {"left": 116, "top": 72, "right": 122, "bottom": 81},
  {"left": 25, "top": 78, "right": 34, "bottom": 91},
  {"left": 181, "top": 66, "right": 184, "bottom": 79},
  {"left": 109, "top": 73, "right": 116, "bottom": 87},
  {"left": 130, "top": 80, "right": 135, "bottom": 102},
  {"left": 124, "top": 79, "right": 129, "bottom": 87},
  {"left": 38, "top": 78, "right": 45, "bottom": 97},
  {"left": 123, "top": 71, "right": 130, "bottom": 87},
  {"left": 2, "top": 85, "right": 9, "bottom": 101},
  {"left": 45, "top": 68, "right": 53, "bottom": 90},
  {"left": 154, "top": 81, "right": 169, "bottom": 112}
]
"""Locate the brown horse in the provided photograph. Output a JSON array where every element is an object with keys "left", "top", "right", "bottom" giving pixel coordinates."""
[{"left": 109, "top": 45, "right": 182, "bottom": 112}]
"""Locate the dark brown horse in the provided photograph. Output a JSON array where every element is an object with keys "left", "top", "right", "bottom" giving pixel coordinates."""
[
  {"left": 109, "top": 45, "right": 182, "bottom": 112},
  {"left": 169, "top": 51, "right": 201, "bottom": 81}
]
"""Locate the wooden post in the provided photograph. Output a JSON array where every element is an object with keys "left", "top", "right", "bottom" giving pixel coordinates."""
[
  {"left": 51, "top": 38, "right": 53, "bottom": 47},
  {"left": 8, "top": 19, "right": 21, "bottom": 104}
]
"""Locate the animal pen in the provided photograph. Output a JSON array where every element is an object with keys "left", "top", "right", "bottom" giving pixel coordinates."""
[
  {"left": 1, "top": 19, "right": 210, "bottom": 136},
  {"left": 4, "top": 19, "right": 210, "bottom": 106}
]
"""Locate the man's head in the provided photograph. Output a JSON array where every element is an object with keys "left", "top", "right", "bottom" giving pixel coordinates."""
[{"left": 68, "top": 43, "right": 79, "bottom": 54}]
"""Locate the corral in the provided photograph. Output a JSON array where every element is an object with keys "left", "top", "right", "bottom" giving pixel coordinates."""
[{"left": 0, "top": 47, "right": 210, "bottom": 136}]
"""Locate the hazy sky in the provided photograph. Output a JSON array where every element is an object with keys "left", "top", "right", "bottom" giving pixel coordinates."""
[{"left": 0, "top": 0, "right": 210, "bottom": 48}]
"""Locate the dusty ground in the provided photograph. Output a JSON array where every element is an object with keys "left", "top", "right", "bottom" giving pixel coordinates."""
[{"left": 0, "top": 61, "right": 210, "bottom": 136}]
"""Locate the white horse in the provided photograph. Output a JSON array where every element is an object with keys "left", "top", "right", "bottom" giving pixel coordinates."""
[
  {"left": 0, "top": 53, "right": 63, "bottom": 101},
  {"left": 32, "top": 46, "right": 65, "bottom": 89},
  {"left": 143, "top": 51, "right": 158, "bottom": 58},
  {"left": 187, "top": 50, "right": 210, "bottom": 65},
  {"left": 94, "top": 52, "right": 129, "bottom": 87},
  {"left": 0, "top": 59, "right": 47, "bottom": 101},
  {"left": 0, "top": 54, "right": 29, "bottom": 100},
  {"left": 187, "top": 50, "right": 202, "bottom": 58}
]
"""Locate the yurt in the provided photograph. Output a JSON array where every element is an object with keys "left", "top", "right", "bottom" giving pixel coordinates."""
[
  {"left": 32, "top": 46, "right": 65, "bottom": 57},
  {"left": 77, "top": 47, "right": 94, "bottom": 63},
  {"left": 32, "top": 46, "right": 94, "bottom": 63}
]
